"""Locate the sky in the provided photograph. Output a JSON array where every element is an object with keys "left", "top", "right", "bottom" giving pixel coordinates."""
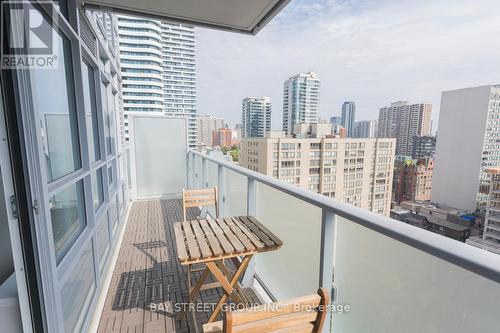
[{"left": 195, "top": 0, "right": 500, "bottom": 132}]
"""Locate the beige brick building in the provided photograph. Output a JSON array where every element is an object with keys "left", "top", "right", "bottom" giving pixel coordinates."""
[{"left": 241, "top": 132, "right": 396, "bottom": 216}]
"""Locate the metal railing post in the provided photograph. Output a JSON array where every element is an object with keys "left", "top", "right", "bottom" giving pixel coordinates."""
[
  {"left": 319, "top": 208, "right": 336, "bottom": 333},
  {"left": 202, "top": 157, "right": 207, "bottom": 188},
  {"left": 247, "top": 178, "right": 256, "bottom": 216},
  {"left": 241, "top": 178, "right": 257, "bottom": 286},
  {"left": 217, "top": 164, "right": 225, "bottom": 216}
]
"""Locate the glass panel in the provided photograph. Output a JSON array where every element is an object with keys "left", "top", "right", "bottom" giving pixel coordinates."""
[
  {"left": 31, "top": 29, "right": 81, "bottom": 182},
  {"left": 82, "top": 61, "right": 100, "bottom": 162},
  {"left": 103, "top": 89, "right": 117, "bottom": 156},
  {"left": 95, "top": 213, "right": 110, "bottom": 270},
  {"left": 255, "top": 183, "right": 322, "bottom": 299},
  {"left": 333, "top": 217, "right": 500, "bottom": 332},
  {"left": 225, "top": 169, "right": 247, "bottom": 217},
  {"left": 107, "top": 163, "right": 114, "bottom": 187},
  {"left": 50, "top": 181, "right": 86, "bottom": 263},
  {"left": 91, "top": 168, "right": 104, "bottom": 211},
  {"left": 109, "top": 93, "right": 117, "bottom": 154},
  {"left": 101, "top": 82, "right": 112, "bottom": 155},
  {"left": 60, "top": 242, "right": 95, "bottom": 332},
  {"left": 109, "top": 195, "right": 118, "bottom": 235},
  {"left": 118, "top": 184, "right": 124, "bottom": 214},
  {"left": 205, "top": 160, "right": 218, "bottom": 218}
]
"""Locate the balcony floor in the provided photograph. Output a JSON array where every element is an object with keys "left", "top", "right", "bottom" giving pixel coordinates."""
[{"left": 98, "top": 199, "right": 262, "bottom": 333}]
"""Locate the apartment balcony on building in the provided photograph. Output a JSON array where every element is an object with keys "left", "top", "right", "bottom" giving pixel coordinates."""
[{"left": 1, "top": 1, "right": 500, "bottom": 333}]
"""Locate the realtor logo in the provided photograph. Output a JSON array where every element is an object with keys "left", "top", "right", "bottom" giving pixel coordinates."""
[{"left": 1, "top": 1, "right": 59, "bottom": 68}]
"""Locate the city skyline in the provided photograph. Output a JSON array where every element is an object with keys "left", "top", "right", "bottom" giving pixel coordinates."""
[{"left": 196, "top": 0, "right": 500, "bottom": 130}]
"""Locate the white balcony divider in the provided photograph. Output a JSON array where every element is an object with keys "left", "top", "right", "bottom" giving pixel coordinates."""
[{"left": 188, "top": 150, "right": 500, "bottom": 333}]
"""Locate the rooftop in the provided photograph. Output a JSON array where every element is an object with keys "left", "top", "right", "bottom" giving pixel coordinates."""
[{"left": 425, "top": 215, "right": 471, "bottom": 232}]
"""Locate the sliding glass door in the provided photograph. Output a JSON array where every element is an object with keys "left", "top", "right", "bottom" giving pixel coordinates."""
[{"left": 5, "top": 1, "right": 129, "bottom": 331}]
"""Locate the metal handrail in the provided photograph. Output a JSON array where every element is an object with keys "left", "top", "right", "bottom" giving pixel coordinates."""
[{"left": 189, "top": 149, "right": 500, "bottom": 284}]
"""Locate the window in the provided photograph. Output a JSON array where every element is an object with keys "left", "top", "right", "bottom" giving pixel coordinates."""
[
  {"left": 60, "top": 243, "right": 95, "bottom": 332},
  {"left": 31, "top": 31, "right": 81, "bottom": 182},
  {"left": 109, "top": 195, "right": 119, "bottom": 235},
  {"left": 91, "top": 168, "right": 104, "bottom": 211},
  {"left": 96, "top": 213, "right": 110, "bottom": 271},
  {"left": 82, "top": 61, "right": 100, "bottom": 162},
  {"left": 102, "top": 83, "right": 116, "bottom": 155},
  {"left": 49, "top": 180, "right": 86, "bottom": 263}
]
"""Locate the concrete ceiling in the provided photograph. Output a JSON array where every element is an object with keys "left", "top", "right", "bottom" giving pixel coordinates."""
[{"left": 84, "top": 0, "right": 291, "bottom": 34}]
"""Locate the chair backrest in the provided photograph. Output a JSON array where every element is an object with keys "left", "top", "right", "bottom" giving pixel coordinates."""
[
  {"left": 182, "top": 187, "right": 219, "bottom": 221},
  {"left": 222, "top": 288, "right": 329, "bottom": 333}
]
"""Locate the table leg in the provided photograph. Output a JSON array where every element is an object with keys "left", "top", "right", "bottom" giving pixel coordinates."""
[
  {"left": 214, "top": 260, "right": 247, "bottom": 305},
  {"left": 207, "top": 255, "right": 253, "bottom": 323},
  {"left": 176, "top": 265, "right": 211, "bottom": 320}
]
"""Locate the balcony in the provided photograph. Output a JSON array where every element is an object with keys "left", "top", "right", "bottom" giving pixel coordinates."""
[
  {"left": 2, "top": 1, "right": 500, "bottom": 332},
  {"left": 97, "top": 200, "right": 261, "bottom": 332},
  {"left": 93, "top": 143, "right": 500, "bottom": 332}
]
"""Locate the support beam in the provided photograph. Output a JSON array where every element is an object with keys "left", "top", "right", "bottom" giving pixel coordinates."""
[
  {"left": 217, "top": 164, "right": 225, "bottom": 217},
  {"left": 319, "top": 209, "right": 336, "bottom": 333},
  {"left": 241, "top": 178, "right": 257, "bottom": 287}
]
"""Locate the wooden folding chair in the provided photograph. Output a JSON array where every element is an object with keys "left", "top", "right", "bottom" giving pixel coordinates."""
[
  {"left": 203, "top": 288, "right": 330, "bottom": 333},
  {"left": 181, "top": 187, "right": 220, "bottom": 311},
  {"left": 182, "top": 187, "right": 219, "bottom": 221}
]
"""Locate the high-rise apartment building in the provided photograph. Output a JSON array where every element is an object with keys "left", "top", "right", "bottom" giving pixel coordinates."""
[
  {"left": 117, "top": 15, "right": 197, "bottom": 146},
  {"left": 241, "top": 133, "right": 396, "bottom": 216},
  {"left": 353, "top": 120, "right": 378, "bottom": 138},
  {"left": 341, "top": 101, "right": 356, "bottom": 137},
  {"left": 330, "top": 116, "right": 341, "bottom": 125},
  {"left": 241, "top": 97, "right": 272, "bottom": 138},
  {"left": 378, "top": 101, "right": 432, "bottom": 156},
  {"left": 432, "top": 85, "right": 500, "bottom": 211},
  {"left": 330, "top": 116, "right": 343, "bottom": 135},
  {"left": 282, "top": 72, "right": 320, "bottom": 135},
  {"left": 212, "top": 128, "right": 233, "bottom": 147},
  {"left": 466, "top": 168, "right": 500, "bottom": 254},
  {"left": 412, "top": 135, "right": 436, "bottom": 159},
  {"left": 197, "top": 115, "right": 224, "bottom": 146},
  {"left": 393, "top": 157, "right": 434, "bottom": 203}
]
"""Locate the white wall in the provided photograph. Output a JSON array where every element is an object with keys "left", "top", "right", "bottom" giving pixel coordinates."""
[
  {"left": 431, "top": 85, "right": 491, "bottom": 210},
  {"left": 129, "top": 115, "right": 187, "bottom": 198}
]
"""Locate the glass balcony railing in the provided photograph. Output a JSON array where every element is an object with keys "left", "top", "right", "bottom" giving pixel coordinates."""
[{"left": 187, "top": 150, "right": 500, "bottom": 333}]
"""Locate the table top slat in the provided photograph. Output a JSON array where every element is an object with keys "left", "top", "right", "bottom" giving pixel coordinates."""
[
  {"left": 182, "top": 220, "right": 201, "bottom": 259},
  {"left": 224, "top": 217, "right": 255, "bottom": 252},
  {"left": 238, "top": 216, "right": 274, "bottom": 247},
  {"left": 198, "top": 218, "right": 223, "bottom": 256},
  {"left": 232, "top": 217, "right": 265, "bottom": 249},
  {"left": 174, "top": 215, "right": 283, "bottom": 264},
  {"left": 173, "top": 222, "right": 189, "bottom": 261},
  {"left": 246, "top": 215, "right": 284, "bottom": 247},
  {"left": 215, "top": 218, "right": 245, "bottom": 253},
  {"left": 207, "top": 218, "right": 235, "bottom": 254},
  {"left": 191, "top": 219, "right": 212, "bottom": 258}
]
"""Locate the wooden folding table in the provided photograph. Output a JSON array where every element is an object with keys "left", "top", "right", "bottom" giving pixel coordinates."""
[{"left": 173, "top": 216, "right": 283, "bottom": 322}]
